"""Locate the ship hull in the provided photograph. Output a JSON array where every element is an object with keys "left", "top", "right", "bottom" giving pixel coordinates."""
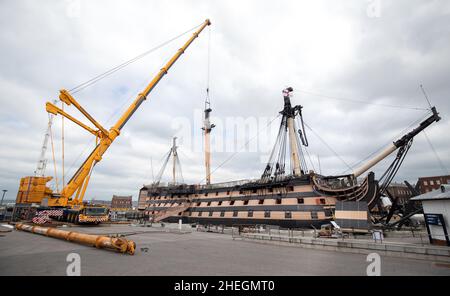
[{"left": 138, "top": 173, "right": 377, "bottom": 229}]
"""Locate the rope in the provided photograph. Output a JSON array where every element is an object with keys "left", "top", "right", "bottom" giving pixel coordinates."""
[
  {"left": 341, "top": 110, "right": 432, "bottom": 174},
  {"left": 296, "top": 89, "right": 428, "bottom": 111},
  {"left": 303, "top": 121, "right": 353, "bottom": 172},
  {"left": 200, "top": 114, "right": 281, "bottom": 184},
  {"left": 420, "top": 84, "right": 433, "bottom": 109},
  {"left": 68, "top": 22, "right": 204, "bottom": 94},
  {"left": 49, "top": 120, "right": 59, "bottom": 193},
  {"left": 423, "top": 131, "right": 449, "bottom": 175}
]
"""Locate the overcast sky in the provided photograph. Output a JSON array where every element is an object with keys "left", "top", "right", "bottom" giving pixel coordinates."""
[{"left": 1, "top": 0, "right": 449, "bottom": 201}]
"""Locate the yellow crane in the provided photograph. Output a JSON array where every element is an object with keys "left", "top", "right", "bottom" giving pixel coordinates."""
[{"left": 16, "top": 19, "right": 211, "bottom": 224}]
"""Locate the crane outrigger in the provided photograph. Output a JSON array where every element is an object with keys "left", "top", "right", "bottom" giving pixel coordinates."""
[{"left": 16, "top": 19, "right": 211, "bottom": 224}]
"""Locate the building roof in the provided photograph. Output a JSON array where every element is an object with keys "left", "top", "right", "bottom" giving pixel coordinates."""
[
  {"left": 112, "top": 195, "right": 132, "bottom": 200},
  {"left": 418, "top": 175, "right": 450, "bottom": 180},
  {"left": 411, "top": 185, "right": 450, "bottom": 201}
]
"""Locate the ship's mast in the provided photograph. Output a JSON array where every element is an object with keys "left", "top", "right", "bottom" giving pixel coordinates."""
[
  {"left": 261, "top": 87, "right": 309, "bottom": 182},
  {"left": 283, "top": 88, "right": 302, "bottom": 176},
  {"left": 202, "top": 89, "right": 215, "bottom": 185},
  {"left": 172, "top": 137, "right": 178, "bottom": 184}
]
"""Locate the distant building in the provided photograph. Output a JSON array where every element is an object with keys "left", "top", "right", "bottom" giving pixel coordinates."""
[
  {"left": 417, "top": 175, "right": 450, "bottom": 194},
  {"left": 111, "top": 195, "right": 133, "bottom": 211},
  {"left": 387, "top": 182, "right": 414, "bottom": 205}
]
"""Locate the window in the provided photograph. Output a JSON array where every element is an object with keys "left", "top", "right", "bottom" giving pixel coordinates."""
[
  {"left": 207, "top": 201, "right": 211, "bottom": 206},
  {"left": 239, "top": 190, "right": 243, "bottom": 194},
  {"left": 268, "top": 188, "right": 273, "bottom": 193},
  {"left": 258, "top": 199, "right": 264, "bottom": 205},
  {"left": 230, "top": 200, "right": 235, "bottom": 206},
  {"left": 276, "top": 198, "right": 282, "bottom": 205},
  {"left": 220, "top": 211, "right": 225, "bottom": 217},
  {"left": 285, "top": 212, "right": 292, "bottom": 219},
  {"left": 423, "top": 181, "right": 428, "bottom": 186},
  {"left": 319, "top": 199, "right": 326, "bottom": 205},
  {"left": 233, "top": 211, "right": 238, "bottom": 217},
  {"left": 188, "top": 211, "right": 192, "bottom": 216},
  {"left": 297, "top": 198, "right": 304, "bottom": 204},
  {"left": 196, "top": 202, "right": 201, "bottom": 206},
  {"left": 248, "top": 210, "right": 253, "bottom": 217},
  {"left": 205, "top": 193, "right": 209, "bottom": 196},
  {"left": 430, "top": 180, "right": 434, "bottom": 186},
  {"left": 198, "top": 211, "right": 203, "bottom": 217},
  {"left": 252, "top": 189, "right": 257, "bottom": 194},
  {"left": 218, "top": 201, "right": 223, "bottom": 206},
  {"left": 287, "top": 186, "right": 294, "bottom": 192},
  {"left": 264, "top": 211, "right": 271, "bottom": 218},
  {"left": 209, "top": 211, "right": 213, "bottom": 217},
  {"left": 311, "top": 211, "right": 318, "bottom": 219},
  {"left": 437, "top": 180, "right": 441, "bottom": 185},
  {"left": 226, "top": 191, "right": 230, "bottom": 195},
  {"left": 243, "top": 200, "right": 249, "bottom": 205}
]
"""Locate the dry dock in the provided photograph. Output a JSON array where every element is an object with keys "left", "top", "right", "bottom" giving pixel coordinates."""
[{"left": 0, "top": 224, "right": 449, "bottom": 276}]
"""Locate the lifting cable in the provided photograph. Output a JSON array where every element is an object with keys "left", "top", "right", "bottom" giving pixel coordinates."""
[
  {"left": 49, "top": 117, "right": 59, "bottom": 193},
  {"left": 60, "top": 22, "right": 203, "bottom": 180},
  {"left": 68, "top": 21, "right": 205, "bottom": 94}
]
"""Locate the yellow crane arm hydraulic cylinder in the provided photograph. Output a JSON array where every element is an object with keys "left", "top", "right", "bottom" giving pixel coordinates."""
[{"left": 16, "top": 223, "right": 136, "bottom": 255}]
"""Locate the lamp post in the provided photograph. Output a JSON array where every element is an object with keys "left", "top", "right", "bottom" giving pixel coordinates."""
[{"left": 1, "top": 190, "right": 7, "bottom": 205}]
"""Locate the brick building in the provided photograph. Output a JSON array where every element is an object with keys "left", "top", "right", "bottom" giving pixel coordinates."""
[
  {"left": 418, "top": 175, "right": 450, "bottom": 194},
  {"left": 111, "top": 195, "right": 133, "bottom": 211},
  {"left": 387, "top": 182, "right": 414, "bottom": 205}
]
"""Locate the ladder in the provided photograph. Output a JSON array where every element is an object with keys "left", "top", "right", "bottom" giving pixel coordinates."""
[{"left": 152, "top": 202, "right": 191, "bottom": 222}]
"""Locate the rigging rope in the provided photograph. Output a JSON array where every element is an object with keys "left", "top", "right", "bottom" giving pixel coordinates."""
[
  {"left": 303, "top": 121, "right": 353, "bottom": 172},
  {"left": 341, "top": 110, "right": 432, "bottom": 174},
  {"left": 200, "top": 114, "right": 282, "bottom": 185},
  {"left": 423, "top": 131, "right": 449, "bottom": 175},
  {"left": 296, "top": 89, "right": 428, "bottom": 111}
]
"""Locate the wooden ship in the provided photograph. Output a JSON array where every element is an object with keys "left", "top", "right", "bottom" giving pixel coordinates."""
[{"left": 138, "top": 87, "right": 441, "bottom": 228}]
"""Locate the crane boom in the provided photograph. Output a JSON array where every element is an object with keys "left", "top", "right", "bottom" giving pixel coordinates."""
[
  {"left": 45, "top": 19, "right": 211, "bottom": 207},
  {"left": 35, "top": 100, "right": 58, "bottom": 176}
]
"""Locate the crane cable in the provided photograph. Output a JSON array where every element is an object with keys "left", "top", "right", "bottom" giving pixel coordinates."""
[
  {"left": 60, "top": 22, "right": 203, "bottom": 181},
  {"left": 68, "top": 21, "right": 205, "bottom": 94},
  {"left": 49, "top": 118, "right": 59, "bottom": 193}
]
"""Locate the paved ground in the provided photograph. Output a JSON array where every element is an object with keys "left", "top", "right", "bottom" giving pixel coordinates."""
[{"left": 0, "top": 224, "right": 449, "bottom": 276}]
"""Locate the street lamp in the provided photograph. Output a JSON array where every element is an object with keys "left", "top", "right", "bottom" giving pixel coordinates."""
[{"left": 1, "top": 190, "right": 7, "bottom": 205}]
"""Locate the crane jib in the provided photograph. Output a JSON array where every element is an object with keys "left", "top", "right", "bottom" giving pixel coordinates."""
[
  {"left": 118, "top": 95, "right": 146, "bottom": 131},
  {"left": 57, "top": 19, "right": 211, "bottom": 203}
]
